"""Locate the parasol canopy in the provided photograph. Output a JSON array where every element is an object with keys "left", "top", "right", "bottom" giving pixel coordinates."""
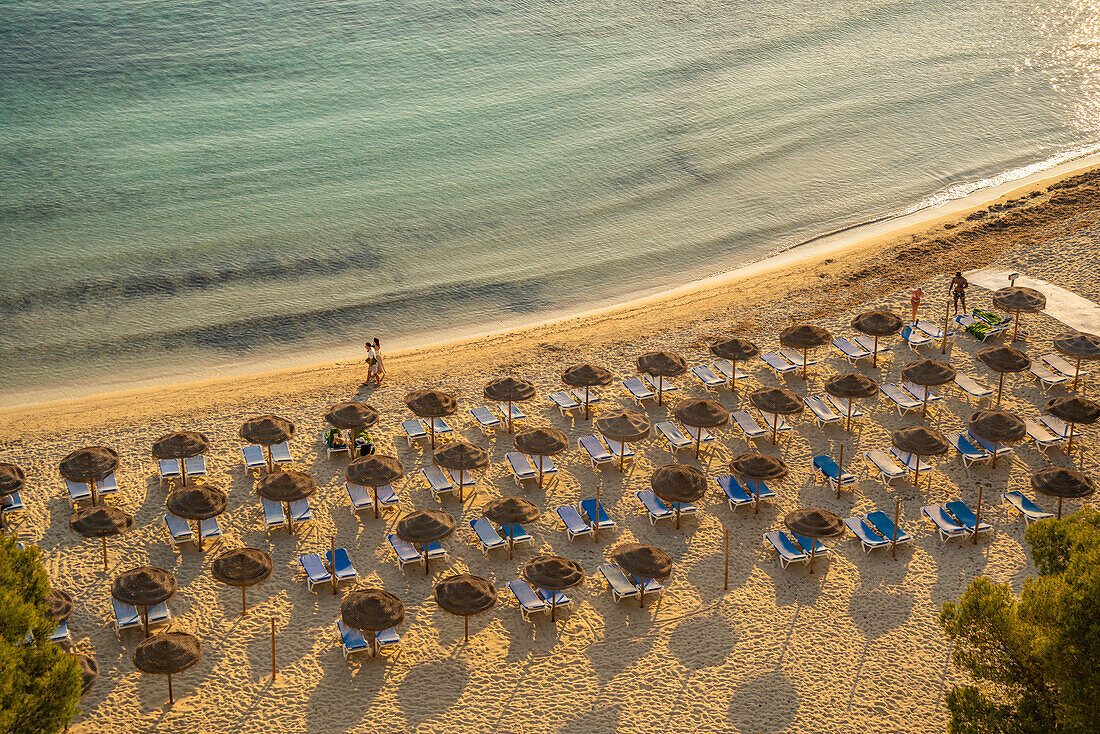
[
  {"left": 347, "top": 455, "right": 404, "bottom": 487},
  {"left": 779, "top": 323, "right": 832, "bottom": 350},
  {"left": 851, "top": 310, "right": 903, "bottom": 367},
  {"left": 256, "top": 470, "right": 317, "bottom": 503},
  {"left": 166, "top": 484, "right": 227, "bottom": 521},
  {"left": 485, "top": 377, "right": 536, "bottom": 433},
  {"left": 673, "top": 398, "right": 729, "bottom": 458},
  {"left": 47, "top": 588, "right": 74, "bottom": 623},
  {"left": 750, "top": 387, "right": 803, "bottom": 444},
  {"left": 59, "top": 447, "right": 118, "bottom": 483},
  {"left": 69, "top": 505, "right": 134, "bottom": 571},
  {"left": 1031, "top": 467, "right": 1097, "bottom": 518},
  {"left": 323, "top": 402, "right": 380, "bottom": 430},
  {"left": 891, "top": 426, "right": 950, "bottom": 457},
  {"left": 783, "top": 508, "right": 844, "bottom": 574},
  {"left": 404, "top": 390, "right": 457, "bottom": 447},
  {"left": 710, "top": 337, "right": 761, "bottom": 362},
  {"left": 113, "top": 566, "right": 176, "bottom": 636},
  {"left": 1044, "top": 395, "right": 1100, "bottom": 452},
  {"left": 562, "top": 364, "right": 613, "bottom": 418},
  {"left": 133, "top": 631, "right": 201, "bottom": 704},
  {"left": 522, "top": 554, "right": 584, "bottom": 621},
  {"left": 397, "top": 510, "right": 455, "bottom": 575},
  {"left": 0, "top": 462, "right": 24, "bottom": 496},
  {"left": 976, "top": 345, "right": 1031, "bottom": 405},
  {"left": 612, "top": 543, "right": 671, "bottom": 608},
  {"left": 992, "top": 286, "right": 1046, "bottom": 341},
  {"left": 729, "top": 454, "right": 788, "bottom": 515},
  {"left": 901, "top": 359, "right": 957, "bottom": 386},
  {"left": 152, "top": 432, "right": 210, "bottom": 460},
  {"left": 1053, "top": 331, "right": 1100, "bottom": 390},
  {"left": 637, "top": 351, "right": 687, "bottom": 404},
  {"left": 514, "top": 428, "right": 567, "bottom": 488},
  {"left": 483, "top": 496, "right": 540, "bottom": 558},
  {"left": 651, "top": 464, "right": 706, "bottom": 528},
  {"left": 824, "top": 373, "right": 878, "bottom": 399},
  {"left": 968, "top": 410, "right": 1027, "bottom": 444},
  {"left": 434, "top": 574, "right": 496, "bottom": 641},
  {"left": 211, "top": 547, "right": 273, "bottom": 616},
  {"left": 434, "top": 442, "right": 488, "bottom": 472},
  {"left": 341, "top": 587, "right": 405, "bottom": 635},
  {"left": 239, "top": 415, "right": 294, "bottom": 446}
]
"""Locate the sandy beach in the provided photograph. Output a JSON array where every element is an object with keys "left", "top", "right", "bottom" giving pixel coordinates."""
[{"left": 3, "top": 162, "right": 1100, "bottom": 734}]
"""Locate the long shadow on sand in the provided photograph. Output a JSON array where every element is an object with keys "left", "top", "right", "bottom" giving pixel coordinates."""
[
  {"left": 395, "top": 658, "right": 470, "bottom": 728},
  {"left": 727, "top": 669, "right": 800, "bottom": 734}
]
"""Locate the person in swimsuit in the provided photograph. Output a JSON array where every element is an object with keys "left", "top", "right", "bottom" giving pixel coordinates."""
[
  {"left": 364, "top": 338, "right": 379, "bottom": 387},
  {"left": 910, "top": 287, "right": 923, "bottom": 324},
  {"left": 371, "top": 338, "right": 386, "bottom": 386},
  {"left": 949, "top": 272, "right": 969, "bottom": 316}
]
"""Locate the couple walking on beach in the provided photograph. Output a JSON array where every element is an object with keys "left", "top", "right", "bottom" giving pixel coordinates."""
[
  {"left": 909, "top": 272, "right": 969, "bottom": 323},
  {"left": 365, "top": 338, "right": 386, "bottom": 386}
]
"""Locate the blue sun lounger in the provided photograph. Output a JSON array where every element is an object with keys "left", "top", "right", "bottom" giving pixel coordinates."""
[
  {"left": 811, "top": 455, "right": 856, "bottom": 492},
  {"left": 635, "top": 490, "right": 674, "bottom": 525},
  {"left": 758, "top": 411, "right": 791, "bottom": 436},
  {"left": 764, "top": 531, "right": 809, "bottom": 568},
  {"left": 945, "top": 500, "right": 993, "bottom": 539},
  {"left": 792, "top": 533, "right": 830, "bottom": 557},
  {"left": 843, "top": 517, "right": 892, "bottom": 554},
  {"left": 1001, "top": 491, "right": 1054, "bottom": 525},
  {"left": 113, "top": 599, "right": 170, "bottom": 632},
  {"left": 579, "top": 498, "right": 616, "bottom": 533},
  {"left": 604, "top": 439, "right": 637, "bottom": 465},
  {"left": 401, "top": 419, "right": 428, "bottom": 447},
  {"left": 922, "top": 505, "right": 968, "bottom": 543},
  {"left": 578, "top": 435, "right": 615, "bottom": 468},
  {"left": 966, "top": 431, "right": 1014, "bottom": 460},
  {"left": 598, "top": 564, "right": 640, "bottom": 603},
  {"left": 335, "top": 620, "right": 370, "bottom": 659},
  {"left": 158, "top": 459, "right": 182, "bottom": 484},
  {"left": 556, "top": 506, "right": 593, "bottom": 542},
  {"left": 345, "top": 482, "right": 374, "bottom": 513},
  {"left": 289, "top": 498, "right": 312, "bottom": 526},
  {"left": 387, "top": 534, "right": 423, "bottom": 569},
  {"left": 824, "top": 395, "right": 865, "bottom": 423},
  {"left": 1025, "top": 421, "right": 1064, "bottom": 453},
  {"left": 499, "top": 523, "right": 533, "bottom": 547},
  {"left": 164, "top": 513, "right": 193, "bottom": 545},
  {"left": 914, "top": 320, "right": 953, "bottom": 341},
  {"left": 270, "top": 442, "right": 293, "bottom": 465},
  {"left": 470, "top": 517, "right": 507, "bottom": 554},
  {"left": 200, "top": 516, "right": 222, "bottom": 544},
  {"left": 900, "top": 325, "right": 932, "bottom": 351},
  {"left": 508, "top": 580, "right": 549, "bottom": 621},
  {"left": 536, "top": 587, "right": 573, "bottom": 611},
  {"left": 716, "top": 475, "right": 774, "bottom": 510},
  {"left": 241, "top": 445, "right": 266, "bottom": 471},
  {"left": 891, "top": 448, "right": 933, "bottom": 476},
  {"left": 853, "top": 334, "right": 892, "bottom": 359},
  {"left": 1030, "top": 364, "right": 1069, "bottom": 392},
  {"left": 865, "top": 510, "right": 913, "bottom": 547},
  {"left": 297, "top": 553, "right": 333, "bottom": 592},
  {"left": 642, "top": 375, "right": 679, "bottom": 395},
  {"left": 325, "top": 548, "right": 360, "bottom": 585},
  {"left": 950, "top": 433, "right": 991, "bottom": 470},
  {"left": 630, "top": 574, "right": 664, "bottom": 599}
]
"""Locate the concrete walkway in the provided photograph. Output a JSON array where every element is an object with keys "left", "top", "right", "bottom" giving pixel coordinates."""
[{"left": 963, "top": 269, "right": 1100, "bottom": 334}]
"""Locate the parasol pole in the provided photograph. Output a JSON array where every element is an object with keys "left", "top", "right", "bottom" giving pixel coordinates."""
[
  {"left": 846, "top": 400, "right": 853, "bottom": 432},
  {"left": 639, "top": 582, "right": 645, "bottom": 609},
  {"left": 458, "top": 469, "right": 464, "bottom": 502},
  {"left": 913, "top": 456, "right": 921, "bottom": 488},
  {"left": 373, "top": 487, "right": 380, "bottom": 520},
  {"left": 551, "top": 593, "right": 557, "bottom": 622},
  {"left": 1073, "top": 357, "right": 1082, "bottom": 392},
  {"left": 1013, "top": 312, "right": 1021, "bottom": 342},
  {"left": 286, "top": 501, "right": 294, "bottom": 535},
  {"left": 675, "top": 502, "right": 681, "bottom": 530},
  {"left": 772, "top": 412, "right": 779, "bottom": 445},
  {"left": 594, "top": 483, "right": 601, "bottom": 543},
  {"left": 179, "top": 458, "right": 187, "bottom": 486},
  {"left": 101, "top": 538, "right": 108, "bottom": 572},
  {"left": 922, "top": 390, "right": 929, "bottom": 421},
  {"left": 167, "top": 673, "right": 174, "bottom": 705},
  {"left": 508, "top": 400, "right": 513, "bottom": 434},
  {"left": 695, "top": 426, "right": 703, "bottom": 460},
  {"left": 585, "top": 386, "right": 591, "bottom": 420},
  {"left": 992, "top": 441, "right": 1000, "bottom": 469},
  {"left": 803, "top": 350, "right": 808, "bottom": 379},
  {"left": 973, "top": 485, "right": 984, "bottom": 545},
  {"left": 266, "top": 446, "right": 274, "bottom": 474},
  {"left": 142, "top": 605, "right": 150, "bottom": 638},
  {"left": 942, "top": 299, "right": 951, "bottom": 355},
  {"left": 241, "top": 586, "right": 247, "bottom": 617},
  {"left": 723, "top": 527, "right": 729, "bottom": 590},
  {"left": 1066, "top": 422, "right": 1076, "bottom": 454},
  {"left": 429, "top": 420, "right": 436, "bottom": 450},
  {"left": 836, "top": 442, "right": 844, "bottom": 498},
  {"left": 809, "top": 544, "right": 817, "bottom": 575},
  {"left": 424, "top": 543, "right": 430, "bottom": 576},
  {"left": 753, "top": 479, "right": 760, "bottom": 516},
  {"left": 537, "top": 456, "right": 544, "bottom": 489},
  {"left": 892, "top": 501, "right": 900, "bottom": 559},
  {"left": 873, "top": 335, "right": 879, "bottom": 368},
  {"left": 271, "top": 617, "right": 276, "bottom": 680},
  {"left": 331, "top": 536, "right": 337, "bottom": 595},
  {"left": 90, "top": 479, "right": 97, "bottom": 507},
  {"left": 997, "top": 372, "right": 1005, "bottom": 407},
  {"left": 464, "top": 616, "right": 469, "bottom": 642},
  {"left": 1057, "top": 497, "right": 1063, "bottom": 520},
  {"left": 729, "top": 360, "right": 737, "bottom": 392},
  {"left": 509, "top": 524, "right": 515, "bottom": 560},
  {"left": 619, "top": 441, "right": 625, "bottom": 472},
  {"left": 658, "top": 376, "right": 665, "bottom": 405}
]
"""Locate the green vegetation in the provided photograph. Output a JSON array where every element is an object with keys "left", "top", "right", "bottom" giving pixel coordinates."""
[
  {"left": 939, "top": 508, "right": 1099, "bottom": 734},
  {"left": 0, "top": 535, "right": 82, "bottom": 733}
]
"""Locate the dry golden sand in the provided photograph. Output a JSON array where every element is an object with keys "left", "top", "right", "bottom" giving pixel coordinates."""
[{"left": 3, "top": 165, "right": 1100, "bottom": 734}]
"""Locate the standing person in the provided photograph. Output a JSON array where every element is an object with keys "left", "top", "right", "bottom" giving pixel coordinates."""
[
  {"left": 949, "top": 272, "right": 969, "bottom": 316},
  {"left": 364, "top": 338, "right": 379, "bottom": 386},
  {"left": 372, "top": 338, "right": 386, "bottom": 386},
  {"left": 910, "top": 287, "right": 924, "bottom": 324}
]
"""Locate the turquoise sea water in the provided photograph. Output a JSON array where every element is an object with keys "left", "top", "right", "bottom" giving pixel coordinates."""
[{"left": 3, "top": 0, "right": 1100, "bottom": 403}]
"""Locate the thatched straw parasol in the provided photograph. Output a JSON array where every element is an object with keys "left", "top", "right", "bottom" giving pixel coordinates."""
[
  {"left": 522, "top": 555, "right": 584, "bottom": 621},
  {"left": 1031, "top": 467, "right": 1097, "bottom": 519},
  {"left": 728, "top": 453, "right": 788, "bottom": 514},
  {"left": 112, "top": 566, "right": 176, "bottom": 637},
  {"left": 1043, "top": 395, "right": 1100, "bottom": 453},
  {"left": 891, "top": 426, "right": 949, "bottom": 486},
  {"left": 901, "top": 359, "right": 957, "bottom": 418},
  {"left": 59, "top": 447, "right": 118, "bottom": 506},
  {"left": 0, "top": 462, "right": 25, "bottom": 533},
  {"left": 433, "top": 442, "right": 487, "bottom": 501},
  {"left": 346, "top": 455, "right": 404, "bottom": 519},
  {"left": 483, "top": 497, "right": 540, "bottom": 559},
  {"left": 595, "top": 410, "right": 650, "bottom": 471},
  {"left": 69, "top": 505, "right": 133, "bottom": 571},
  {"left": 133, "top": 631, "right": 201, "bottom": 704},
  {"left": 47, "top": 588, "right": 74, "bottom": 624},
  {"left": 637, "top": 351, "right": 687, "bottom": 405},
  {"left": 514, "top": 428, "right": 567, "bottom": 489},
  {"left": 434, "top": 574, "right": 496, "bottom": 642},
  {"left": 239, "top": 415, "right": 295, "bottom": 473},
  {"left": 976, "top": 346, "right": 1030, "bottom": 406},
  {"left": 256, "top": 470, "right": 317, "bottom": 533},
  {"left": 750, "top": 387, "right": 803, "bottom": 444},
  {"left": 341, "top": 587, "right": 404, "bottom": 656},
  {"left": 152, "top": 432, "right": 210, "bottom": 486},
  {"left": 709, "top": 337, "right": 761, "bottom": 390},
  {"left": 651, "top": 464, "right": 706, "bottom": 529},
  {"left": 674, "top": 399, "right": 729, "bottom": 458},
  {"left": 824, "top": 373, "right": 878, "bottom": 431},
  {"left": 851, "top": 311, "right": 903, "bottom": 368},
  {"left": 324, "top": 402, "right": 380, "bottom": 454},
  {"left": 968, "top": 409, "right": 1025, "bottom": 477},
  {"left": 779, "top": 324, "right": 832, "bottom": 378},
  {"left": 562, "top": 363, "right": 613, "bottom": 419},
  {"left": 992, "top": 286, "right": 1046, "bottom": 342},
  {"left": 484, "top": 377, "right": 536, "bottom": 433},
  {"left": 211, "top": 548, "right": 273, "bottom": 616},
  {"left": 612, "top": 543, "right": 671, "bottom": 608},
  {"left": 166, "top": 484, "right": 227, "bottom": 551},
  {"left": 1053, "top": 331, "right": 1100, "bottom": 391},
  {"left": 396, "top": 510, "right": 455, "bottom": 576},
  {"left": 784, "top": 508, "right": 844, "bottom": 574},
  {"left": 404, "top": 390, "right": 457, "bottom": 448},
  {"left": 72, "top": 653, "right": 98, "bottom": 697}
]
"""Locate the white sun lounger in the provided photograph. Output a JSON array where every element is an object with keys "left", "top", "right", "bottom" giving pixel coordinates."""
[
  {"left": 717, "top": 475, "right": 774, "bottom": 510},
  {"left": 298, "top": 553, "right": 333, "bottom": 592},
  {"left": 158, "top": 459, "right": 181, "bottom": 484},
  {"left": 470, "top": 517, "right": 507, "bottom": 555},
  {"left": 642, "top": 375, "right": 679, "bottom": 395},
  {"left": 262, "top": 496, "right": 286, "bottom": 529},
  {"left": 336, "top": 620, "right": 370, "bottom": 660},
  {"left": 386, "top": 534, "right": 423, "bottom": 569},
  {"left": 760, "top": 352, "right": 797, "bottom": 376},
  {"left": 803, "top": 396, "right": 841, "bottom": 427},
  {"left": 778, "top": 348, "right": 818, "bottom": 369},
  {"left": 604, "top": 439, "right": 637, "bottom": 465},
  {"left": 578, "top": 435, "right": 614, "bottom": 468},
  {"left": 536, "top": 587, "right": 574, "bottom": 611},
  {"left": 1001, "top": 491, "right": 1054, "bottom": 525},
  {"left": 506, "top": 452, "right": 538, "bottom": 486},
  {"left": 880, "top": 384, "right": 922, "bottom": 415},
  {"left": 184, "top": 455, "right": 207, "bottom": 477},
  {"left": 901, "top": 381, "right": 942, "bottom": 408},
  {"left": 691, "top": 364, "right": 726, "bottom": 389},
  {"left": 164, "top": 513, "right": 193, "bottom": 545},
  {"left": 508, "top": 580, "right": 550, "bottom": 621},
  {"left": 65, "top": 479, "right": 92, "bottom": 506},
  {"left": 891, "top": 448, "right": 933, "bottom": 476},
  {"left": 495, "top": 402, "right": 526, "bottom": 423},
  {"left": 950, "top": 433, "right": 991, "bottom": 469},
  {"left": 731, "top": 411, "right": 767, "bottom": 440},
  {"left": 1025, "top": 420, "right": 1064, "bottom": 453},
  {"left": 1039, "top": 414, "right": 1073, "bottom": 440},
  {"left": 656, "top": 421, "right": 711, "bottom": 454},
  {"left": 549, "top": 391, "right": 583, "bottom": 416},
  {"left": 966, "top": 431, "right": 1014, "bottom": 460},
  {"left": 922, "top": 505, "right": 968, "bottom": 543},
  {"left": 422, "top": 466, "right": 456, "bottom": 499},
  {"left": 844, "top": 517, "right": 892, "bottom": 554},
  {"left": 954, "top": 374, "right": 993, "bottom": 403},
  {"left": 824, "top": 395, "right": 865, "bottom": 423},
  {"left": 758, "top": 411, "right": 791, "bottom": 436},
  {"left": 241, "top": 445, "right": 266, "bottom": 471},
  {"left": 401, "top": 419, "right": 428, "bottom": 447},
  {"left": 200, "top": 516, "right": 222, "bottom": 544},
  {"left": 50, "top": 621, "right": 71, "bottom": 645},
  {"left": 113, "top": 599, "right": 170, "bottom": 632},
  {"left": 764, "top": 531, "right": 809, "bottom": 568},
  {"left": 345, "top": 482, "right": 374, "bottom": 513},
  {"left": 289, "top": 498, "right": 312, "bottom": 526},
  {"left": 470, "top": 406, "right": 502, "bottom": 431},
  {"left": 711, "top": 359, "right": 749, "bottom": 383},
  {"left": 915, "top": 320, "right": 953, "bottom": 341},
  {"left": 598, "top": 564, "right": 641, "bottom": 603},
  {"left": 899, "top": 325, "right": 931, "bottom": 351},
  {"left": 556, "top": 506, "right": 593, "bottom": 542},
  {"left": 1041, "top": 353, "right": 1087, "bottom": 380},
  {"left": 635, "top": 490, "right": 674, "bottom": 525},
  {"left": 270, "top": 442, "right": 293, "bottom": 465},
  {"left": 833, "top": 337, "right": 872, "bottom": 364},
  {"left": 1030, "top": 364, "right": 1069, "bottom": 392},
  {"left": 622, "top": 377, "right": 657, "bottom": 405},
  {"left": 863, "top": 450, "right": 907, "bottom": 487},
  {"left": 853, "top": 334, "right": 892, "bottom": 359},
  {"left": 569, "top": 387, "right": 601, "bottom": 405}
]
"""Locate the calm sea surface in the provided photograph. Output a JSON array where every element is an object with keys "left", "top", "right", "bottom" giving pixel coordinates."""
[{"left": 3, "top": 0, "right": 1100, "bottom": 403}]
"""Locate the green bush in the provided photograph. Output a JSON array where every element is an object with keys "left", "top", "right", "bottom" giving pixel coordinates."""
[
  {"left": 939, "top": 508, "right": 1100, "bottom": 734},
  {"left": 0, "top": 535, "right": 82, "bottom": 733}
]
